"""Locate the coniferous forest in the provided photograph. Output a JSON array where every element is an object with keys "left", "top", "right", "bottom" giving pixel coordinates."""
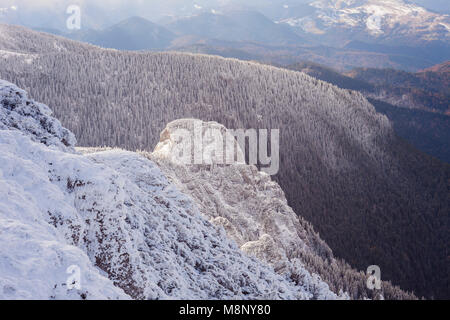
[{"left": 0, "top": 24, "right": 449, "bottom": 299}]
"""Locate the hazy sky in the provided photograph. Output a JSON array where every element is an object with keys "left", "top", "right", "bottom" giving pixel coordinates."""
[
  {"left": 0, "top": 0, "right": 234, "bottom": 28},
  {"left": 1, "top": 0, "right": 177, "bottom": 29},
  {"left": 0, "top": 0, "right": 233, "bottom": 12},
  {"left": 0, "top": 0, "right": 291, "bottom": 29}
]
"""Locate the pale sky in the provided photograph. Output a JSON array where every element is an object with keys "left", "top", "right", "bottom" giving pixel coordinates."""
[{"left": 0, "top": 0, "right": 260, "bottom": 29}]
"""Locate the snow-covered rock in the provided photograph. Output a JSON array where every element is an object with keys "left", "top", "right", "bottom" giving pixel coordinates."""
[
  {"left": 150, "top": 119, "right": 346, "bottom": 300},
  {"left": 153, "top": 118, "right": 246, "bottom": 166},
  {"left": 0, "top": 80, "right": 76, "bottom": 150},
  {"left": 0, "top": 80, "right": 339, "bottom": 300}
]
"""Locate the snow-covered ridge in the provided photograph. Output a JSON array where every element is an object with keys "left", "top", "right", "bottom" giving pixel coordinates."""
[
  {"left": 0, "top": 80, "right": 76, "bottom": 150},
  {"left": 280, "top": 0, "right": 449, "bottom": 43},
  {"left": 0, "top": 81, "right": 339, "bottom": 300},
  {"left": 150, "top": 119, "right": 348, "bottom": 299}
]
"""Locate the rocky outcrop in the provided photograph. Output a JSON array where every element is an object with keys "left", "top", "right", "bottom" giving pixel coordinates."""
[{"left": 150, "top": 119, "right": 416, "bottom": 300}]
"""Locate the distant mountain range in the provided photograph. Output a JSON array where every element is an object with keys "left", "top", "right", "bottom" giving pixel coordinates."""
[
  {"left": 172, "top": 39, "right": 448, "bottom": 72},
  {"left": 166, "top": 10, "right": 303, "bottom": 45},
  {"left": 33, "top": 14, "right": 447, "bottom": 72},
  {"left": 43, "top": 11, "right": 304, "bottom": 49},
  {"left": 408, "top": 0, "right": 450, "bottom": 14},
  {"left": 2, "top": 0, "right": 449, "bottom": 71},
  {"left": 89, "top": 16, "right": 175, "bottom": 51},
  {"left": 344, "top": 64, "right": 450, "bottom": 115},
  {"left": 2, "top": 1, "right": 449, "bottom": 47},
  {"left": 74, "top": 16, "right": 176, "bottom": 51}
]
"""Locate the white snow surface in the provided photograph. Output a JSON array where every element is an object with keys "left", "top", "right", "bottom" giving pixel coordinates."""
[{"left": 0, "top": 80, "right": 338, "bottom": 300}]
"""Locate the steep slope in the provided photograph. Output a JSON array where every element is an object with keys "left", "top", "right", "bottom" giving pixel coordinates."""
[
  {"left": 368, "top": 98, "right": 450, "bottom": 163},
  {"left": 174, "top": 38, "right": 444, "bottom": 71},
  {"left": 0, "top": 80, "right": 128, "bottom": 300},
  {"left": 420, "top": 61, "right": 450, "bottom": 73},
  {"left": 346, "top": 66, "right": 450, "bottom": 114},
  {"left": 0, "top": 25, "right": 448, "bottom": 299},
  {"left": 287, "top": 61, "right": 450, "bottom": 115},
  {"left": 285, "top": 61, "right": 450, "bottom": 163},
  {"left": 0, "top": 80, "right": 342, "bottom": 300},
  {"left": 286, "top": 61, "right": 375, "bottom": 91}
]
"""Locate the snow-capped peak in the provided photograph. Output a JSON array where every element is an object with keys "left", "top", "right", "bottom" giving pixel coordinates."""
[{"left": 280, "top": 0, "right": 449, "bottom": 43}]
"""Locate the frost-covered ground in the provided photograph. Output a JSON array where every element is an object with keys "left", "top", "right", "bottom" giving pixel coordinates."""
[{"left": 0, "top": 80, "right": 339, "bottom": 300}]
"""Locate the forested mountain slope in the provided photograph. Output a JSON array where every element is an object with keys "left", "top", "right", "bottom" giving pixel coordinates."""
[
  {"left": 285, "top": 62, "right": 450, "bottom": 163},
  {"left": 0, "top": 24, "right": 448, "bottom": 299},
  {"left": 346, "top": 66, "right": 450, "bottom": 114},
  {"left": 166, "top": 10, "right": 303, "bottom": 45},
  {"left": 287, "top": 61, "right": 450, "bottom": 115},
  {"left": 368, "top": 99, "right": 450, "bottom": 164},
  {"left": 421, "top": 61, "right": 450, "bottom": 73}
]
